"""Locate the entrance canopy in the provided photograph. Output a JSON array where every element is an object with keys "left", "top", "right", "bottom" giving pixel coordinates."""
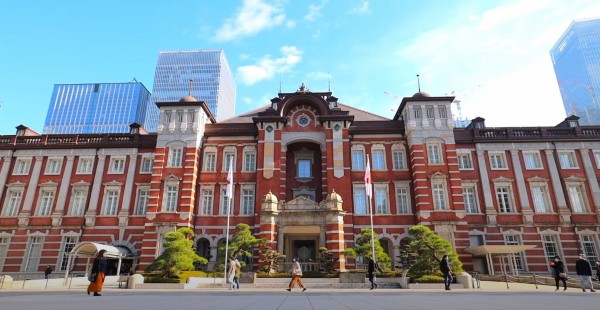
[
  {"left": 63, "top": 242, "right": 128, "bottom": 284},
  {"left": 465, "top": 245, "right": 536, "bottom": 276}
]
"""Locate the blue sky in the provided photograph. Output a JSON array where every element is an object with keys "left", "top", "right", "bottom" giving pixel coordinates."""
[{"left": 0, "top": 0, "right": 598, "bottom": 135}]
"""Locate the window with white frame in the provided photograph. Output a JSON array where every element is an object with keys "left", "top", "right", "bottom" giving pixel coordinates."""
[
  {"left": 3, "top": 188, "right": 23, "bottom": 216},
  {"left": 351, "top": 146, "right": 365, "bottom": 170},
  {"left": 374, "top": 185, "right": 389, "bottom": 214},
  {"left": 524, "top": 152, "right": 543, "bottom": 169},
  {"left": 13, "top": 158, "right": 32, "bottom": 175},
  {"left": 163, "top": 183, "right": 178, "bottom": 212},
  {"left": 395, "top": 185, "right": 410, "bottom": 214},
  {"left": 457, "top": 153, "right": 473, "bottom": 170},
  {"left": 531, "top": 183, "right": 551, "bottom": 213},
  {"left": 76, "top": 157, "right": 93, "bottom": 174},
  {"left": 297, "top": 159, "right": 312, "bottom": 178},
  {"left": 36, "top": 188, "right": 56, "bottom": 216},
  {"left": 558, "top": 151, "right": 578, "bottom": 169},
  {"left": 220, "top": 187, "right": 233, "bottom": 215},
  {"left": 489, "top": 152, "right": 507, "bottom": 169},
  {"left": 372, "top": 145, "right": 386, "bottom": 170},
  {"left": 109, "top": 157, "right": 126, "bottom": 174},
  {"left": 204, "top": 151, "right": 217, "bottom": 172},
  {"left": 462, "top": 185, "right": 479, "bottom": 213},
  {"left": 353, "top": 186, "right": 367, "bottom": 215},
  {"left": 243, "top": 148, "right": 256, "bottom": 172},
  {"left": 200, "top": 189, "right": 214, "bottom": 215},
  {"left": 168, "top": 147, "right": 183, "bottom": 167},
  {"left": 542, "top": 235, "right": 560, "bottom": 269},
  {"left": 45, "top": 158, "right": 62, "bottom": 175},
  {"left": 392, "top": 147, "right": 406, "bottom": 170},
  {"left": 134, "top": 186, "right": 150, "bottom": 215},
  {"left": 425, "top": 106, "right": 435, "bottom": 119},
  {"left": 0, "top": 236, "right": 9, "bottom": 269},
  {"left": 504, "top": 235, "right": 525, "bottom": 270},
  {"left": 580, "top": 234, "right": 599, "bottom": 265},
  {"left": 413, "top": 107, "right": 421, "bottom": 119},
  {"left": 24, "top": 235, "right": 44, "bottom": 271},
  {"left": 432, "top": 179, "right": 448, "bottom": 210},
  {"left": 438, "top": 106, "right": 447, "bottom": 119},
  {"left": 241, "top": 185, "right": 255, "bottom": 215},
  {"left": 594, "top": 151, "right": 600, "bottom": 168},
  {"left": 567, "top": 183, "right": 588, "bottom": 213},
  {"left": 69, "top": 188, "right": 88, "bottom": 216},
  {"left": 59, "top": 236, "right": 77, "bottom": 271},
  {"left": 102, "top": 188, "right": 120, "bottom": 215},
  {"left": 427, "top": 144, "right": 442, "bottom": 164},
  {"left": 140, "top": 156, "right": 154, "bottom": 173},
  {"left": 223, "top": 148, "right": 236, "bottom": 172},
  {"left": 496, "top": 185, "right": 513, "bottom": 213}
]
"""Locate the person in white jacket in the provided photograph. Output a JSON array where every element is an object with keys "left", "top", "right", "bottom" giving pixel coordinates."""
[
  {"left": 286, "top": 258, "right": 307, "bottom": 292},
  {"left": 227, "top": 258, "right": 237, "bottom": 290}
]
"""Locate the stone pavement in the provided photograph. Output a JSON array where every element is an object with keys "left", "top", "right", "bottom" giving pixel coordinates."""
[{"left": 0, "top": 281, "right": 597, "bottom": 310}]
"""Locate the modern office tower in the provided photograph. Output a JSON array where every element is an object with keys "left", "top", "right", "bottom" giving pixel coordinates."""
[
  {"left": 550, "top": 17, "right": 600, "bottom": 125},
  {"left": 151, "top": 50, "right": 236, "bottom": 121},
  {"left": 43, "top": 82, "right": 156, "bottom": 134}
]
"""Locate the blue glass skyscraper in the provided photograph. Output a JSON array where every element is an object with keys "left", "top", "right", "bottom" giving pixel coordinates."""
[
  {"left": 43, "top": 82, "right": 156, "bottom": 134},
  {"left": 551, "top": 17, "right": 600, "bottom": 125},
  {"left": 151, "top": 50, "right": 236, "bottom": 121}
]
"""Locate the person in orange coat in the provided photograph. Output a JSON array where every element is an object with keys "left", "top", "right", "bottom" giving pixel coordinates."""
[{"left": 87, "top": 249, "right": 108, "bottom": 296}]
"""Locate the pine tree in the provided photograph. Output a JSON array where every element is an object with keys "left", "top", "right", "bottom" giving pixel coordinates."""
[
  {"left": 343, "top": 228, "right": 391, "bottom": 270},
  {"left": 146, "top": 227, "right": 207, "bottom": 278},
  {"left": 407, "top": 225, "right": 463, "bottom": 277},
  {"left": 216, "top": 223, "right": 266, "bottom": 271},
  {"left": 258, "top": 246, "right": 286, "bottom": 274}
]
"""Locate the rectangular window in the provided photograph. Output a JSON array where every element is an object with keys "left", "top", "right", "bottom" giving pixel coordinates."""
[
  {"left": 458, "top": 153, "right": 473, "bottom": 169},
  {"left": 134, "top": 188, "right": 150, "bottom": 215},
  {"left": 298, "top": 159, "right": 311, "bottom": 178},
  {"left": 109, "top": 157, "right": 126, "bottom": 173},
  {"left": 3, "top": 190, "right": 22, "bottom": 216},
  {"left": 224, "top": 153, "right": 235, "bottom": 172},
  {"left": 352, "top": 150, "right": 365, "bottom": 170},
  {"left": 427, "top": 144, "right": 442, "bottom": 164},
  {"left": 37, "top": 190, "right": 55, "bottom": 216},
  {"left": 559, "top": 152, "right": 578, "bottom": 169},
  {"left": 496, "top": 187, "right": 512, "bottom": 213},
  {"left": 413, "top": 107, "right": 421, "bottom": 119},
  {"left": 24, "top": 236, "right": 44, "bottom": 272},
  {"left": 489, "top": 153, "right": 507, "bottom": 169},
  {"left": 462, "top": 186, "right": 479, "bottom": 213},
  {"left": 220, "top": 188, "right": 233, "bottom": 215},
  {"left": 594, "top": 152, "right": 600, "bottom": 168},
  {"left": 353, "top": 188, "right": 367, "bottom": 214},
  {"left": 204, "top": 153, "right": 216, "bottom": 171},
  {"left": 45, "top": 158, "right": 62, "bottom": 175},
  {"left": 426, "top": 106, "right": 435, "bottom": 119},
  {"left": 242, "top": 188, "right": 255, "bottom": 215},
  {"left": 76, "top": 158, "right": 93, "bottom": 174},
  {"left": 0, "top": 237, "right": 9, "bottom": 269},
  {"left": 432, "top": 182, "right": 447, "bottom": 210},
  {"left": 200, "top": 189, "right": 213, "bottom": 215},
  {"left": 70, "top": 189, "right": 87, "bottom": 216},
  {"left": 168, "top": 148, "right": 183, "bottom": 167},
  {"left": 60, "top": 236, "right": 77, "bottom": 271},
  {"left": 532, "top": 186, "right": 551, "bottom": 213},
  {"left": 164, "top": 185, "right": 178, "bottom": 212},
  {"left": 14, "top": 158, "right": 31, "bottom": 175},
  {"left": 372, "top": 150, "right": 385, "bottom": 170},
  {"left": 438, "top": 106, "right": 447, "bottom": 119},
  {"left": 375, "top": 187, "right": 389, "bottom": 214},
  {"left": 140, "top": 157, "right": 154, "bottom": 173},
  {"left": 504, "top": 235, "right": 525, "bottom": 270},
  {"left": 396, "top": 187, "right": 410, "bottom": 214},
  {"left": 581, "top": 235, "right": 598, "bottom": 266},
  {"left": 568, "top": 185, "right": 588, "bottom": 213},
  {"left": 392, "top": 151, "right": 406, "bottom": 170},
  {"left": 244, "top": 152, "right": 256, "bottom": 172},
  {"left": 524, "top": 152, "right": 543, "bottom": 169},
  {"left": 177, "top": 111, "right": 184, "bottom": 123},
  {"left": 542, "top": 235, "right": 560, "bottom": 268},
  {"left": 103, "top": 189, "right": 119, "bottom": 215}
]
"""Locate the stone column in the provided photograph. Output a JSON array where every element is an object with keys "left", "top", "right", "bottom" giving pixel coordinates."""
[
  {"left": 580, "top": 148, "right": 600, "bottom": 208},
  {"left": 52, "top": 156, "right": 74, "bottom": 226},
  {"left": 510, "top": 150, "right": 533, "bottom": 224},
  {"left": 85, "top": 155, "right": 106, "bottom": 226},
  {"left": 19, "top": 156, "right": 43, "bottom": 226},
  {"left": 118, "top": 153, "right": 138, "bottom": 226},
  {"left": 319, "top": 225, "right": 326, "bottom": 248},
  {"left": 476, "top": 150, "right": 497, "bottom": 224},
  {"left": 0, "top": 152, "right": 13, "bottom": 200},
  {"left": 544, "top": 149, "right": 570, "bottom": 224}
]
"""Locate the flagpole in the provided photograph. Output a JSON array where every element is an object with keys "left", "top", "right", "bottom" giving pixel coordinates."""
[
  {"left": 223, "top": 158, "right": 234, "bottom": 284},
  {"left": 365, "top": 155, "right": 376, "bottom": 262}
]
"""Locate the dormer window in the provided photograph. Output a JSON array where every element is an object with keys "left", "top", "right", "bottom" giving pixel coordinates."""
[
  {"left": 426, "top": 106, "right": 435, "bottom": 119},
  {"left": 568, "top": 120, "right": 578, "bottom": 127}
]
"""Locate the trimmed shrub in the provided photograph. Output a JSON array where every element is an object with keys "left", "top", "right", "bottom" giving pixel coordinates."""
[
  {"left": 179, "top": 270, "right": 208, "bottom": 283},
  {"left": 144, "top": 276, "right": 180, "bottom": 283},
  {"left": 412, "top": 274, "right": 445, "bottom": 283}
]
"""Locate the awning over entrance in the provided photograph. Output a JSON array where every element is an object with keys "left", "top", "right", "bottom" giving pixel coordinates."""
[
  {"left": 465, "top": 245, "right": 536, "bottom": 276},
  {"left": 63, "top": 242, "right": 128, "bottom": 284}
]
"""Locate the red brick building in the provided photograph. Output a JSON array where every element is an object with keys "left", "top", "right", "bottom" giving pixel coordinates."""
[{"left": 1, "top": 85, "right": 599, "bottom": 276}]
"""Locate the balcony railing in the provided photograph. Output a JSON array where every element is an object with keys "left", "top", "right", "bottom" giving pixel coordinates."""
[{"left": 467, "top": 126, "right": 600, "bottom": 141}]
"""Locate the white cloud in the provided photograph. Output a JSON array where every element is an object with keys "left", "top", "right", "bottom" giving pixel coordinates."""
[
  {"left": 215, "top": 0, "right": 286, "bottom": 41},
  {"left": 348, "top": 1, "right": 370, "bottom": 15},
  {"left": 305, "top": 3, "right": 323, "bottom": 21},
  {"left": 237, "top": 46, "right": 303, "bottom": 85}
]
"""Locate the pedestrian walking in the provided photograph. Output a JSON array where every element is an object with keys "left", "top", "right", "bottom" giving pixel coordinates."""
[
  {"left": 44, "top": 265, "right": 52, "bottom": 279},
  {"left": 227, "top": 258, "right": 237, "bottom": 290},
  {"left": 233, "top": 258, "right": 241, "bottom": 289},
  {"left": 551, "top": 255, "right": 567, "bottom": 292},
  {"left": 439, "top": 255, "right": 453, "bottom": 291},
  {"left": 87, "top": 249, "right": 108, "bottom": 296},
  {"left": 286, "top": 258, "right": 307, "bottom": 292},
  {"left": 575, "top": 253, "right": 596, "bottom": 292},
  {"left": 367, "top": 256, "right": 383, "bottom": 290},
  {"left": 596, "top": 259, "right": 600, "bottom": 281}
]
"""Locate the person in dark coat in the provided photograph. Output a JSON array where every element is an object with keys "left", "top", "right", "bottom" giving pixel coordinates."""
[
  {"left": 551, "top": 255, "right": 567, "bottom": 292},
  {"left": 367, "top": 256, "right": 383, "bottom": 290},
  {"left": 44, "top": 265, "right": 52, "bottom": 279},
  {"left": 439, "top": 255, "right": 452, "bottom": 291},
  {"left": 575, "top": 253, "right": 596, "bottom": 292},
  {"left": 87, "top": 249, "right": 108, "bottom": 296}
]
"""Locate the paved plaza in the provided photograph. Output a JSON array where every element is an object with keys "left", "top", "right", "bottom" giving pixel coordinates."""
[{"left": 1, "top": 282, "right": 598, "bottom": 310}]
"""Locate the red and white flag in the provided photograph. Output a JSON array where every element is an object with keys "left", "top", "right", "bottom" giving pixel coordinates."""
[
  {"left": 364, "top": 157, "right": 372, "bottom": 198},
  {"left": 226, "top": 159, "right": 234, "bottom": 198}
]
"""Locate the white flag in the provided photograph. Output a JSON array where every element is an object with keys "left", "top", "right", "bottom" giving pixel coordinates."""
[
  {"left": 365, "top": 157, "right": 372, "bottom": 198},
  {"left": 226, "top": 159, "right": 234, "bottom": 198}
]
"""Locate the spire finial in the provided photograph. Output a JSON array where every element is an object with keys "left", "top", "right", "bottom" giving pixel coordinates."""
[
  {"left": 188, "top": 79, "right": 193, "bottom": 97},
  {"left": 416, "top": 74, "right": 421, "bottom": 92},
  {"left": 328, "top": 72, "right": 331, "bottom": 92}
]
